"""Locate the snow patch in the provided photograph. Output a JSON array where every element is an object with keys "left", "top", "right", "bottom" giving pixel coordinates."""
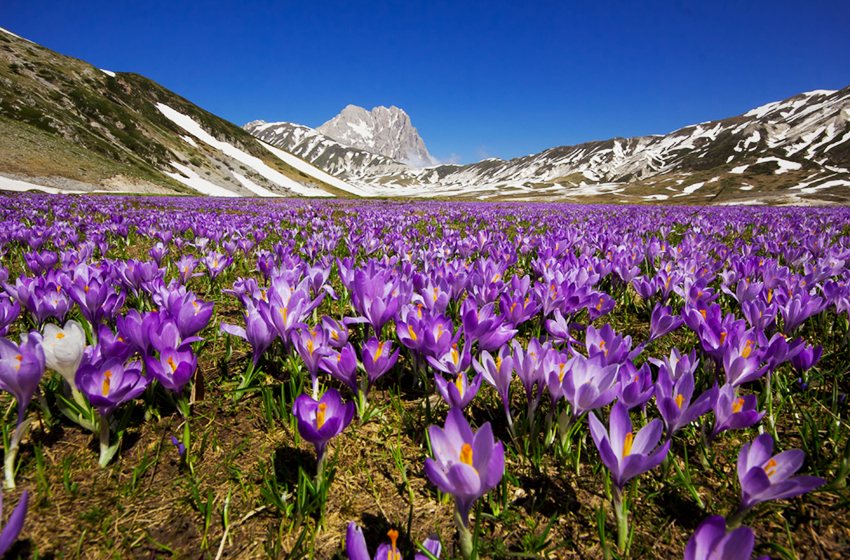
[
  {"left": 731, "top": 164, "right": 749, "bottom": 174},
  {"left": 181, "top": 135, "right": 198, "bottom": 148},
  {"left": 156, "top": 103, "right": 331, "bottom": 197},
  {"left": 163, "top": 162, "right": 238, "bottom": 197},
  {"left": 674, "top": 182, "right": 704, "bottom": 197},
  {"left": 232, "top": 173, "right": 279, "bottom": 197},
  {"left": 755, "top": 157, "right": 802, "bottom": 174},
  {"left": 0, "top": 175, "right": 84, "bottom": 194},
  {"left": 100, "top": 69, "right": 116, "bottom": 77}
]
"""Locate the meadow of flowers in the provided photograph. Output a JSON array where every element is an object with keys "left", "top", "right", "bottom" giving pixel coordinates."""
[{"left": 0, "top": 194, "right": 848, "bottom": 559}]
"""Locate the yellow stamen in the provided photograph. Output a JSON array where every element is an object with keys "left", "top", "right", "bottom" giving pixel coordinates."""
[
  {"left": 167, "top": 356, "right": 177, "bottom": 373},
  {"left": 675, "top": 393, "right": 684, "bottom": 409},
  {"left": 316, "top": 402, "right": 327, "bottom": 429},
  {"left": 699, "top": 309, "right": 707, "bottom": 320},
  {"left": 719, "top": 331, "right": 727, "bottom": 345},
  {"left": 387, "top": 529, "right": 400, "bottom": 560},
  {"left": 375, "top": 341, "right": 385, "bottom": 361},
  {"left": 450, "top": 344, "right": 459, "bottom": 366},
  {"left": 495, "top": 356, "right": 502, "bottom": 370},
  {"left": 764, "top": 458, "right": 777, "bottom": 477},
  {"left": 56, "top": 332, "right": 65, "bottom": 339},
  {"left": 767, "top": 289, "right": 773, "bottom": 304},
  {"left": 558, "top": 363, "right": 567, "bottom": 383},
  {"left": 455, "top": 374, "right": 465, "bottom": 397},
  {"left": 622, "top": 432, "right": 634, "bottom": 457},
  {"left": 279, "top": 307, "right": 288, "bottom": 323},
  {"left": 84, "top": 285, "right": 89, "bottom": 293},
  {"left": 741, "top": 340, "right": 753, "bottom": 359},
  {"left": 408, "top": 324, "right": 417, "bottom": 341},
  {"left": 102, "top": 370, "right": 112, "bottom": 396},
  {"left": 460, "top": 443, "right": 474, "bottom": 466},
  {"left": 732, "top": 397, "right": 745, "bottom": 414}
]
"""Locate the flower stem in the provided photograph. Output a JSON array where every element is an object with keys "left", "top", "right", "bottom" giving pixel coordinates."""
[
  {"left": 454, "top": 508, "right": 474, "bottom": 560},
  {"left": 4, "top": 440, "right": 18, "bottom": 489},
  {"left": 613, "top": 486, "right": 629, "bottom": 554},
  {"left": 98, "top": 412, "right": 113, "bottom": 467}
]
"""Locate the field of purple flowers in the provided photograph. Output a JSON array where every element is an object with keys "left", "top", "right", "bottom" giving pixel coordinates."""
[{"left": 0, "top": 194, "right": 848, "bottom": 559}]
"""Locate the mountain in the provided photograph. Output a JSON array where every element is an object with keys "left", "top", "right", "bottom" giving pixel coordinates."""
[
  {"left": 0, "top": 26, "right": 346, "bottom": 197},
  {"left": 2, "top": 25, "right": 848, "bottom": 204},
  {"left": 246, "top": 88, "right": 850, "bottom": 205},
  {"left": 316, "top": 104, "right": 437, "bottom": 167}
]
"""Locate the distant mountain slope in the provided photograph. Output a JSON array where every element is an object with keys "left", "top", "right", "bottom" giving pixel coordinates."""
[
  {"left": 247, "top": 88, "right": 850, "bottom": 204},
  {"left": 0, "top": 26, "right": 345, "bottom": 197},
  {"left": 316, "top": 104, "right": 437, "bottom": 167}
]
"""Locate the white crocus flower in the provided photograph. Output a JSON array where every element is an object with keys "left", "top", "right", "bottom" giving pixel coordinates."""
[{"left": 42, "top": 320, "right": 86, "bottom": 389}]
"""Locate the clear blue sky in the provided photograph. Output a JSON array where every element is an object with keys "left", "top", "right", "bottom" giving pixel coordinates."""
[{"left": 3, "top": 1, "right": 850, "bottom": 163}]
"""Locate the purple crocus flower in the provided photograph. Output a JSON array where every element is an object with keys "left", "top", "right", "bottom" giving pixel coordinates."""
[
  {"left": 291, "top": 326, "right": 331, "bottom": 393},
  {"left": 76, "top": 358, "right": 149, "bottom": 416},
  {"left": 0, "top": 490, "right": 28, "bottom": 557},
  {"left": 779, "top": 293, "right": 825, "bottom": 334},
  {"left": 650, "top": 348, "right": 699, "bottom": 383},
  {"left": 648, "top": 303, "right": 684, "bottom": 342},
  {"left": 220, "top": 303, "right": 276, "bottom": 365},
  {"left": 588, "top": 401, "right": 670, "bottom": 490},
  {"left": 203, "top": 251, "right": 232, "bottom": 279},
  {"left": 321, "top": 316, "right": 350, "bottom": 349},
  {"left": 0, "top": 333, "right": 46, "bottom": 424},
  {"left": 684, "top": 516, "right": 763, "bottom": 560},
  {"left": 0, "top": 298, "right": 20, "bottom": 337},
  {"left": 709, "top": 384, "right": 764, "bottom": 441},
  {"left": 320, "top": 343, "right": 359, "bottom": 394},
  {"left": 617, "top": 362, "right": 655, "bottom": 411},
  {"left": 460, "top": 300, "right": 517, "bottom": 352},
  {"left": 170, "top": 435, "right": 187, "bottom": 459},
  {"left": 361, "top": 338, "right": 400, "bottom": 386},
  {"left": 737, "top": 433, "right": 825, "bottom": 510},
  {"left": 585, "top": 324, "right": 634, "bottom": 366},
  {"left": 144, "top": 321, "right": 198, "bottom": 394},
  {"left": 424, "top": 408, "right": 505, "bottom": 526},
  {"left": 149, "top": 242, "right": 169, "bottom": 265},
  {"left": 292, "top": 388, "right": 355, "bottom": 463},
  {"left": 544, "top": 309, "right": 576, "bottom": 347},
  {"left": 512, "top": 338, "right": 549, "bottom": 409},
  {"left": 473, "top": 346, "right": 514, "bottom": 428},
  {"left": 563, "top": 353, "right": 620, "bottom": 418},
  {"left": 117, "top": 309, "right": 163, "bottom": 356},
  {"left": 350, "top": 269, "right": 402, "bottom": 335},
  {"left": 655, "top": 367, "right": 716, "bottom": 436},
  {"left": 66, "top": 267, "right": 125, "bottom": 324},
  {"left": 434, "top": 370, "right": 483, "bottom": 410},
  {"left": 164, "top": 291, "right": 214, "bottom": 339},
  {"left": 346, "top": 523, "right": 441, "bottom": 560},
  {"left": 790, "top": 344, "right": 822, "bottom": 373},
  {"left": 175, "top": 254, "right": 200, "bottom": 284},
  {"left": 427, "top": 341, "right": 473, "bottom": 377}
]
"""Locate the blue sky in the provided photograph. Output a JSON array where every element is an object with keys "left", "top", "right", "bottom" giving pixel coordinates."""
[{"left": 3, "top": 1, "right": 850, "bottom": 163}]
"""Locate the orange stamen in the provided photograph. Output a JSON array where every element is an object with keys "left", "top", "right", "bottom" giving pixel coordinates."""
[
  {"left": 316, "top": 402, "right": 328, "bottom": 429},
  {"left": 102, "top": 370, "right": 113, "bottom": 397},
  {"left": 732, "top": 397, "right": 745, "bottom": 414},
  {"left": 460, "top": 443, "right": 474, "bottom": 466},
  {"left": 622, "top": 432, "right": 634, "bottom": 457}
]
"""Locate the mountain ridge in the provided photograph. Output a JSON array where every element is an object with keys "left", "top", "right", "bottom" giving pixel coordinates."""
[
  {"left": 315, "top": 104, "right": 437, "bottom": 167},
  {"left": 245, "top": 86, "right": 850, "bottom": 204}
]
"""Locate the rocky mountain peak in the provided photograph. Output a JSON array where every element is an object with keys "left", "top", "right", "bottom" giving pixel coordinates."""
[{"left": 317, "top": 104, "right": 437, "bottom": 167}]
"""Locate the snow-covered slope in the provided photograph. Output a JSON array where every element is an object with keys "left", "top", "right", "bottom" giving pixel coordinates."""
[
  {"left": 0, "top": 26, "right": 343, "bottom": 198},
  {"left": 245, "top": 87, "right": 850, "bottom": 204}
]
